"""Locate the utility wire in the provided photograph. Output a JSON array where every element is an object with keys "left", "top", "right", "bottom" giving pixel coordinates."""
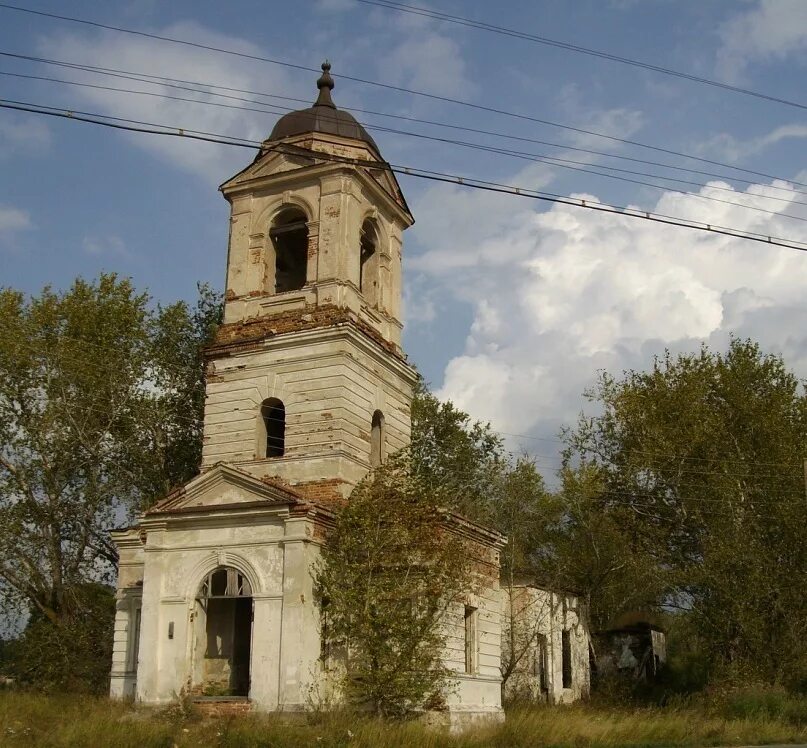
[
  {"left": 5, "top": 50, "right": 807, "bottom": 194},
  {"left": 0, "top": 2, "right": 803, "bottom": 188},
  {"left": 3, "top": 97, "right": 807, "bottom": 254},
  {"left": 358, "top": 0, "right": 807, "bottom": 112},
  {"left": 5, "top": 69, "right": 807, "bottom": 221}
]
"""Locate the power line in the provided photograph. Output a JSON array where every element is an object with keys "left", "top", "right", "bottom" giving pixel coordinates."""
[
  {"left": 0, "top": 3, "right": 803, "bottom": 188},
  {"left": 3, "top": 97, "right": 807, "bottom": 254},
  {"left": 6, "top": 69, "right": 807, "bottom": 222},
  {"left": 358, "top": 0, "right": 807, "bottom": 112},
  {"left": 5, "top": 50, "right": 806, "bottom": 195}
]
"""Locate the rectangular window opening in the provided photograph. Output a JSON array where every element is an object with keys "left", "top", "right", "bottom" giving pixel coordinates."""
[
  {"left": 562, "top": 629, "right": 572, "bottom": 689},
  {"left": 464, "top": 605, "right": 478, "bottom": 675}
]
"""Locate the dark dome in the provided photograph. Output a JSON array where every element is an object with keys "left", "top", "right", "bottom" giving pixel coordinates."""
[{"left": 268, "top": 62, "right": 379, "bottom": 154}]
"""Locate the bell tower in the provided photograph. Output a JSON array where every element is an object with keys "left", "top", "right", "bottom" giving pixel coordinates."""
[{"left": 201, "top": 63, "right": 417, "bottom": 502}]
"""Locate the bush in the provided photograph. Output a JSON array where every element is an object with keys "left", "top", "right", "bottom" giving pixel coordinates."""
[
  {"left": 723, "top": 688, "right": 807, "bottom": 727},
  {"left": 4, "top": 584, "right": 115, "bottom": 694}
]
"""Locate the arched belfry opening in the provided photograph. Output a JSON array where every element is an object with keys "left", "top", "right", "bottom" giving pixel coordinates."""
[
  {"left": 259, "top": 398, "right": 285, "bottom": 458},
  {"left": 370, "top": 409, "right": 385, "bottom": 467},
  {"left": 192, "top": 566, "right": 253, "bottom": 697},
  {"left": 269, "top": 208, "right": 308, "bottom": 293},
  {"left": 359, "top": 219, "right": 380, "bottom": 307}
]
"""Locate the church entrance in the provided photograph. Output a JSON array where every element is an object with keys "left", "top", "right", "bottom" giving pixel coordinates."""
[{"left": 192, "top": 567, "right": 253, "bottom": 697}]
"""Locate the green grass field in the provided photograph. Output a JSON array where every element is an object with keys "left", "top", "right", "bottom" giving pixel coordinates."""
[{"left": 0, "top": 691, "right": 805, "bottom": 747}]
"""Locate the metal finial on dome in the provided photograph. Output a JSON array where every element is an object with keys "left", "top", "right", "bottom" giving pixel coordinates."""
[{"left": 315, "top": 60, "right": 335, "bottom": 108}]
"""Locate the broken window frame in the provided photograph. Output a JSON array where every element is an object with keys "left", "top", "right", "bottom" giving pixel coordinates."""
[{"left": 197, "top": 567, "right": 253, "bottom": 600}]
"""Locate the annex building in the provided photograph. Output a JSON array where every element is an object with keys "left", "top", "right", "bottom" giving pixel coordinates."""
[{"left": 109, "top": 64, "right": 589, "bottom": 726}]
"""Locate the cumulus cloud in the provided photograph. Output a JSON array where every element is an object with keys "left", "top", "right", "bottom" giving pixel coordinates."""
[
  {"left": 37, "top": 23, "right": 297, "bottom": 182},
  {"left": 717, "top": 0, "right": 807, "bottom": 81},
  {"left": 408, "top": 172, "right": 807, "bottom": 462}
]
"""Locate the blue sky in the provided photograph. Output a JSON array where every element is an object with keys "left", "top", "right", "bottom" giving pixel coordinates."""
[{"left": 1, "top": 0, "right": 807, "bottom": 476}]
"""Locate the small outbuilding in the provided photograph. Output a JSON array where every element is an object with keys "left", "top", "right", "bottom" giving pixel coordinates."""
[{"left": 594, "top": 612, "right": 667, "bottom": 681}]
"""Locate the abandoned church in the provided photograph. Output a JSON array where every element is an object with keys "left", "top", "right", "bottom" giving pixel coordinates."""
[{"left": 109, "top": 63, "right": 590, "bottom": 726}]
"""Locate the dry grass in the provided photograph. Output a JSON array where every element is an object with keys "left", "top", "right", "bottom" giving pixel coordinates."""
[{"left": 0, "top": 691, "right": 805, "bottom": 747}]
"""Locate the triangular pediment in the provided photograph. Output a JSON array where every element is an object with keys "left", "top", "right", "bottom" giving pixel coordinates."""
[
  {"left": 146, "top": 463, "right": 300, "bottom": 515},
  {"left": 220, "top": 150, "right": 312, "bottom": 190}
]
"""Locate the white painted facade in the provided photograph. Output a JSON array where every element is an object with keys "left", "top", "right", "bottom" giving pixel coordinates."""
[
  {"left": 502, "top": 585, "right": 591, "bottom": 704},
  {"left": 109, "top": 66, "right": 509, "bottom": 726}
]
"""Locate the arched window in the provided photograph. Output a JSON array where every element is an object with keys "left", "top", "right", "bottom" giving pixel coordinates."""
[
  {"left": 370, "top": 409, "right": 385, "bottom": 467},
  {"left": 259, "top": 398, "right": 285, "bottom": 458},
  {"left": 359, "top": 219, "right": 379, "bottom": 306},
  {"left": 198, "top": 566, "right": 253, "bottom": 599},
  {"left": 270, "top": 208, "right": 308, "bottom": 293}
]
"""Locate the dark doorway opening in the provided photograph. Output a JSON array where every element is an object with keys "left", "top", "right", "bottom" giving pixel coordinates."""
[{"left": 194, "top": 567, "right": 253, "bottom": 697}]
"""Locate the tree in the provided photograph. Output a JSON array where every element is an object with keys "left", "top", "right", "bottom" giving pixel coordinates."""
[
  {"left": 410, "top": 377, "right": 505, "bottom": 522},
  {"left": 0, "top": 275, "right": 221, "bottom": 665},
  {"left": 314, "top": 456, "right": 471, "bottom": 717},
  {"left": 563, "top": 339, "right": 807, "bottom": 685},
  {"left": 495, "top": 458, "right": 559, "bottom": 692}
]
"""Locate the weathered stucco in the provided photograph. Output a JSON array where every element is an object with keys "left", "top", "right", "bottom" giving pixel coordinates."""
[
  {"left": 110, "top": 106, "right": 508, "bottom": 726},
  {"left": 502, "top": 585, "right": 591, "bottom": 704}
]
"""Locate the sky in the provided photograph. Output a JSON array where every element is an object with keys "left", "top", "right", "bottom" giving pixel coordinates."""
[{"left": 1, "top": 0, "right": 806, "bottom": 479}]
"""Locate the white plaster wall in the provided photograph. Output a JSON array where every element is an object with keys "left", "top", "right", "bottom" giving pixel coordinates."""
[
  {"left": 201, "top": 328, "right": 416, "bottom": 490},
  {"left": 132, "top": 510, "right": 321, "bottom": 711},
  {"left": 221, "top": 137, "right": 410, "bottom": 349},
  {"left": 439, "top": 579, "right": 504, "bottom": 722},
  {"left": 502, "top": 587, "right": 591, "bottom": 704}
]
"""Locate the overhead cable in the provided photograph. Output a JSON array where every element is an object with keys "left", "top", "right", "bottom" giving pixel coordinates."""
[
  {"left": 4, "top": 69, "right": 807, "bottom": 220},
  {"left": 2, "top": 97, "right": 807, "bottom": 254},
  {"left": 4, "top": 49, "right": 806, "bottom": 193},
  {"left": 358, "top": 0, "right": 807, "bottom": 112},
  {"left": 0, "top": 2, "right": 803, "bottom": 187}
]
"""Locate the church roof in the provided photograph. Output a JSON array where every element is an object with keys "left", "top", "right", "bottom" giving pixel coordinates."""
[{"left": 267, "top": 62, "right": 379, "bottom": 154}]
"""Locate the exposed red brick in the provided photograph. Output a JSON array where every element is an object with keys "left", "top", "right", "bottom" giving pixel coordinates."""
[{"left": 205, "top": 303, "right": 404, "bottom": 361}]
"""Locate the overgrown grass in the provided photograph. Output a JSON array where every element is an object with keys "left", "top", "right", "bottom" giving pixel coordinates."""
[{"left": 1, "top": 690, "right": 805, "bottom": 747}]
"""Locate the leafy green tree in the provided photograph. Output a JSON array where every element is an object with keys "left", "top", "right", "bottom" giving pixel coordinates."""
[
  {"left": 548, "top": 464, "right": 666, "bottom": 632},
  {"left": 564, "top": 339, "right": 807, "bottom": 685},
  {"left": 4, "top": 583, "right": 115, "bottom": 693},
  {"left": 315, "top": 456, "right": 471, "bottom": 717},
  {"left": 0, "top": 275, "right": 221, "bottom": 678},
  {"left": 410, "top": 378, "right": 506, "bottom": 522}
]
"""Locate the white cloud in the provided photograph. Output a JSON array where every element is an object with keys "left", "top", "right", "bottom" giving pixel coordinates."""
[
  {"left": 0, "top": 206, "right": 32, "bottom": 249},
  {"left": 38, "top": 23, "right": 298, "bottom": 182},
  {"left": 83, "top": 234, "right": 129, "bottom": 258},
  {"left": 0, "top": 115, "right": 51, "bottom": 159},
  {"left": 0, "top": 206, "right": 31, "bottom": 233},
  {"left": 409, "top": 173, "right": 807, "bottom": 455},
  {"left": 717, "top": 0, "right": 807, "bottom": 81},
  {"left": 699, "top": 123, "right": 807, "bottom": 163}
]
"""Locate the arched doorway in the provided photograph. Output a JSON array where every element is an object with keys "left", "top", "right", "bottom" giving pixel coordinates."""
[{"left": 192, "top": 566, "right": 253, "bottom": 696}]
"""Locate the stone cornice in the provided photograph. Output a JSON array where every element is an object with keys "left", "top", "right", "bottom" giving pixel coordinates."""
[{"left": 206, "top": 317, "right": 418, "bottom": 384}]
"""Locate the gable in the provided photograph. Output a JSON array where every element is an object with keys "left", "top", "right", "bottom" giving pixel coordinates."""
[
  {"left": 147, "top": 463, "right": 300, "bottom": 515},
  {"left": 220, "top": 150, "right": 312, "bottom": 190}
]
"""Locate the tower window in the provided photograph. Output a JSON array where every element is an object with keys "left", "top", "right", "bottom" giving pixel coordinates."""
[
  {"left": 270, "top": 209, "right": 308, "bottom": 293},
  {"left": 260, "top": 398, "right": 285, "bottom": 457},
  {"left": 370, "top": 409, "right": 385, "bottom": 467},
  {"left": 359, "top": 219, "right": 379, "bottom": 306}
]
